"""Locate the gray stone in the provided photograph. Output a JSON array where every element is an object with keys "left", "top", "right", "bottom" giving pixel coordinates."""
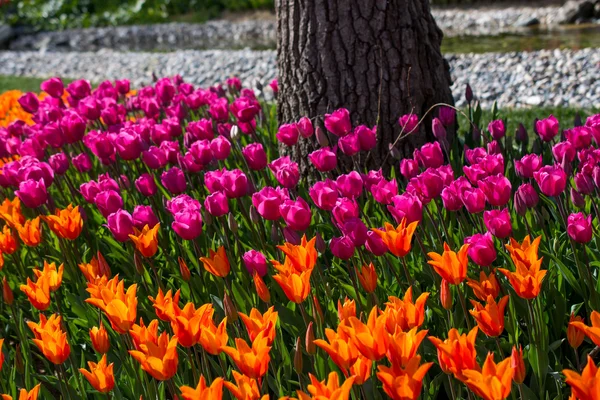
[
  {"left": 554, "top": 0, "right": 596, "bottom": 24},
  {"left": 0, "top": 24, "right": 12, "bottom": 49},
  {"left": 514, "top": 16, "right": 540, "bottom": 27}
]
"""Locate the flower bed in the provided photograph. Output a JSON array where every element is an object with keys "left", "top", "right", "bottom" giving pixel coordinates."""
[{"left": 0, "top": 76, "right": 599, "bottom": 399}]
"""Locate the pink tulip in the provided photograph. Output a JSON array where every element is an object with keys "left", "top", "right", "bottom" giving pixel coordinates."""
[
  {"left": 106, "top": 210, "right": 134, "bottom": 242},
  {"left": 441, "top": 178, "right": 470, "bottom": 212},
  {"left": 460, "top": 186, "right": 486, "bottom": 214},
  {"left": 324, "top": 108, "right": 352, "bottom": 137},
  {"left": 478, "top": 174, "right": 512, "bottom": 207},
  {"left": 204, "top": 191, "right": 229, "bottom": 217},
  {"left": 243, "top": 250, "right": 268, "bottom": 277},
  {"left": 115, "top": 129, "right": 143, "bottom": 161},
  {"left": 132, "top": 205, "right": 159, "bottom": 230},
  {"left": 18, "top": 92, "right": 39, "bottom": 114},
  {"left": 398, "top": 114, "right": 418, "bottom": 134},
  {"left": 338, "top": 132, "right": 361, "bottom": 156},
  {"left": 96, "top": 190, "right": 123, "bottom": 218},
  {"left": 172, "top": 211, "right": 203, "bottom": 240},
  {"left": 283, "top": 227, "right": 301, "bottom": 245},
  {"left": 487, "top": 120, "right": 505, "bottom": 140},
  {"left": 332, "top": 197, "right": 359, "bottom": 225},
  {"left": 387, "top": 193, "right": 422, "bottom": 224},
  {"left": 252, "top": 186, "right": 289, "bottom": 220},
  {"left": 483, "top": 208, "right": 512, "bottom": 239},
  {"left": 552, "top": 142, "right": 576, "bottom": 164},
  {"left": 80, "top": 181, "right": 100, "bottom": 203},
  {"left": 465, "top": 147, "right": 487, "bottom": 165},
  {"left": 514, "top": 183, "right": 539, "bottom": 216},
  {"left": 571, "top": 188, "right": 586, "bottom": 209},
  {"left": 242, "top": 143, "right": 268, "bottom": 170},
  {"left": 41, "top": 77, "right": 64, "bottom": 98},
  {"left": 15, "top": 179, "right": 47, "bottom": 208},
  {"left": 370, "top": 178, "right": 398, "bottom": 205},
  {"left": 534, "top": 165, "right": 567, "bottom": 197},
  {"left": 115, "top": 79, "right": 131, "bottom": 95},
  {"left": 575, "top": 172, "right": 594, "bottom": 195},
  {"left": 48, "top": 153, "right": 69, "bottom": 175},
  {"left": 135, "top": 173, "right": 157, "bottom": 196},
  {"left": 208, "top": 98, "right": 229, "bottom": 122},
  {"left": 210, "top": 136, "right": 231, "bottom": 161},
  {"left": 269, "top": 79, "right": 278, "bottom": 94},
  {"left": 166, "top": 194, "right": 201, "bottom": 215},
  {"left": 432, "top": 118, "right": 447, "bottom": 142},
  {"left": 72, "top": 153, "right": 92, "bottom": 172},
  {"left": 355, "top": 125, "right": 377, "bottom": 151},
  {"left": 190, "top": 140, "right": 214, "bottom": 165},
  {"left": 66, "top": 80, "right": 92, "bottom": 100},
  {"left": 361, "top": 169, "right": 384, "bottom": 191},
  {"left": 366, "top": 230, "right": 387, "bottom": 256},
  {"left": 515, "top": 154, "right": 542, "bottom": 179},
  {"left": 308, "top": 147, "right": 337, "bottom": 172},
  {"left": 297, "top": 117, "right": 314, "bottom": 138},
  {"left": 400, "top": 158, "right": 419, "bottom": 180},
  {"left": 309, "top": 180, "right": 339, "bottom": 211},
  {"left": 565, "top": 126, "right": 593, "bottom": 150},
  {"left": 336, "top": 171, "right": 363, "bottom": 198},
  {"left": 226, "top": 77, "right": 242, "bottom": 91},
  {"left": 230, "top": 96, "right": 260, "bottom": 123},
  {"left": 220, "top": 169, "right": 248, "bottom": 199},
  {"left": 340, "top": 217, "right": 368, "bottom": 247},
  {"left": 155, "top": 78, "right": 176, "bottom": 105},
  {"left": 60, "top": 112, "right": 86, "bottom": 144},
  {"left": 142, "top": 146, "right": 168, "bottom": 170},
  {"left": 330, "top": 236, "right": 355, "bottom": 260},
  {"left": 187, "top": 119, "right": 215, "bottom": 141},
  {"left": 280, "top": 197, "right": 312, "bottom": 231},
  {"left": 464, "top": 232, "right": 496, "bottom": 267},
  {"left": 438, "top": 106, "right": 456, "bottom": 126},
  {"left": 415, "top": 168, "right": 444, "bottom": 202},
  {"left": 269, "top": 156, "right": 300, "bottom": 189},
  {"left": 276, "top": 123, "right": 300, "bottom": 146},
  {"left": 536, "top": 115, "right": 559, "bottom": 142},
  {"left": 567, "top": 212, "right": 593, "bottom": 244},
  {"left": 414, "top": 142, "right": 444, "bottom": 169},
  {"left": 161, "top": 167, "right": 187, "bottom": 195}
]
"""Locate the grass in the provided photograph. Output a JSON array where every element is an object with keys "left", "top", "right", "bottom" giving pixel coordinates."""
[{"left": 0, "top": 75, "right": 49, "bottom": 93}]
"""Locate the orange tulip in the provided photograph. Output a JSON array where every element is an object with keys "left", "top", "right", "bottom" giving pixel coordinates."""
[
  {"left": 386, "top": 327, "right": 429, "bottom": 369},
  {"left": 170, "top": 302, "right": 213, "bottom": 348},
  {"left": 128, "top": 224, "right": 160, "bottom": 258},
  {"left": 0, "top": 197, "right": 25, "bottom": 228},
  {"left": 505, "top": 235, "right": 541, "bottom": 268},
  {"left": 467, "top": 271, "right": 500, "bottom": 301},
  {"left": 129, "top": 331, "right": 179, "bottom": 381},
  {"left": 570, "top": 310, "right": 600, "bottom": 347},
  {"left": 462, "top": 353, "right": 514, "bottom": 400},
  {"left": 372, "top": 219, "right": 418, "bottom": 257},
  {"left": 129, "top": 319, "right": 160, "bottom": 350},
  {"left": 338, "top": 297, "right": 356, "bottom": 321},
  {"left": 16, "top": 217, "right": 42, "bottom": 247},
  {"left": 382, "top": 287, "right": 429, "bottom": 333},
  {"left": 511, "top": 345, "right": 526, "bottom": 384},
  {"left": 0, "top": 339, "right": 3, "bottom": 371},
  {"left": 32, "top": 260, "right": 64, "bottom": 292},
  {"left": 314, "top": 326, "right": 359, "bottom": 375},
  {"left": 440, "top": 279, "right": 452, "bottom": 310},
  {"left": 85, "top": 275, "right": 138, "bottom": 333},
  {"left": 239, "top": 306, "right": 278, "bottom": 345},
  {"left": 356, "top": 263, "right": 377, "bottom": 293},
  {"left": 568, "top": 313, "right": 585, "bottom": 349},
  {"left": 200, "top": 246, "right": 230, "bottom": 278},
  {"left": 1, "top": 383, "right": 41, "bottom": 400},
  {"left": 79, "top": 252, "right": 111, "bottom": 283},
  {"left": 376, "top": 355, "right": 433, "bottom": 400},
  {"left": 180, "top": 376, "right": 224, "bottom": 400},
  {"left": 273, "top": 269, "right": 312, "bottom": 304},
  {"left": 0, "top": 226, "right": 17, "bottom": 254},
  {"left": 253, "top": 272, "right": 271, "bottom": 303},
  {"left": 342, "top": 307, "right": 389, "bottom": 361},
  {"left": 223, "top": 371, "right": 268, "bottom": 400},
  {"left": 178, "top": 257, "right": 191, "bottom": 281},
  {"left": 20, "top": 276, "right": 51, "bottom": 311},
  {"left": 349, "top": 356, "right": 372, "bottom": 385},
  {"left": 148, "top": 288, "right": 181, "bottom": 322},
  {"left": 469, "top": 295, "right": 509, "bottom": 337},
  {"left": 563, "top": 355, "right": 600, "bottom": 400},
  {"left": 198, "top": 317, "right": 228, "bottom": 355},
  {"left": 2, "top": 277, "right": 13, "bottom": 305},
  {"left": 277, "top": 235, "right": 318, "bottom": 273},
  {"left": 28, "top": 313, "right": 70, "bottom": 364},
  {"left": 222, "top": 331, "right": 271, "bottom": 380},
  {"left": 497, "top": 257, "right": 546, "bottom": 300},
  {"left": 295, "top": 372, "right": 355, "bottom": 400},
  {"left": 90, "top": 323, "right": 110, "bottom": 354},
  {"left": 79, "top": 354, "right": 115, "bottom": 393},
  {"left": 429, "top": 327, "right": 479, "bottom": 381},
  {"left": 43, "top": 204, "right": 83, "bottom": 240},
  {"left": 427, "top": 242, "right": 469, "bottom": 285}
]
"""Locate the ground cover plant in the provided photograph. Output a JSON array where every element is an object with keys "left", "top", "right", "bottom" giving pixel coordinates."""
[{"left": 0, "top": 75, "right": 599, "bottom": 399}]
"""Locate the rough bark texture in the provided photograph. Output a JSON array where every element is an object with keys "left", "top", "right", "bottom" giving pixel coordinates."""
[{"left": 276, "top": 0, "right": 454, "bottom": 173}]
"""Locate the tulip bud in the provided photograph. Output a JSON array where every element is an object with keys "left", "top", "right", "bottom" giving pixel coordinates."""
[
  {"left": 134, "top": 252, "right": 145, "bottom": 274},
  {"left": 90, "top": 323, "right": 110, "bottom": 354},
  {"left": 312, "top": 294, "right": 324, "bottom": 325},
  {"left": 465, "top": 84, "right": 473, "bottom": 103},
  {"left": 472, "top": 126, "right": 481, "bottom": 144},
  {"left": 253, "top": 273, "right": 271, "bottom": 303},
  {"left": 15, "top": 344, "right": 24, "bottom": 374},
  {"left": 574, "top": 113, "right": 583, "bottom": 127},
  {"left": 316, "top": 126, "right": 329, "bottom": 147},
  {"left": 227, "top": 213, "right": 238, "bottom": 235},
  {"left": 440, "top": 279, "right": 452, "bottom": 310},
  {"left": 249, "top": 206, "right": 260, "bottom": 224},
  {"left": 532, "top": 138, "right": 543, "bottom": 155},
  {"left": 570, "top": 188, "right": 585, "bottom": 209},
  {"left": 97, "top": 251, "right": 111, "bottom": 278},
  {"left": 305, "top": 322, "right": 316, "bottom": 355},
  {"left": 283, "top": 227, "right": 301, "bottom": 245},
  {"left": 293, "top": 337, "right": 303, "bottom": 374},
  {"left": 223, "top": 292, "right": 238, "bottom": 324},
  {"left": 432, "top": 118, "right": 446, "bottom": 141},
  {"left": 2, "top": 277, "right": 13, "bottom": 305},
  {"left": 511, "top": 346, "right": 526, "bottom": 384},
  {"left": 315, "top": 232, "right": 326, "bottom": 254},
  {"left": 271, "top": 224, "right": 280, "bottom": 243},
  {"left": 389, "top": 144, "right": 401, "bottom": 160},
  {"left": 178, "top": 257, "right": 191, "bottom": 281},
  {"left": 516, "top": 123, "right": 528, "bottom": 145},
  {"left": 230, "top": 125, "right": 240, "bottom": 141},
  {"left": 568, "top": 313, "right": 585, "bottom": 349}
]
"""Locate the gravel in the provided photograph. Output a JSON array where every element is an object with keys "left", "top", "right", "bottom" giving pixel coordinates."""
[{"left": 0, "top": 47, "right": 599, "bottom": 109}]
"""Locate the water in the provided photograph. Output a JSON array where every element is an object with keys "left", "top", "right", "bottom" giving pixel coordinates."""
[{"left": 442, "top": 24, "right": 600, "bottom": 54}]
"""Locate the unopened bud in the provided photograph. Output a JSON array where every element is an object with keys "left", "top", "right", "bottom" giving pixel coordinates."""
[
  {"left": 230, "top": 125, "right": 240, "bottom": 141},
  {"left": 97, "top": 251, "right": 111, "bottom": 278},
  {"left": 283, "top": 227, "right": 300, "bottom": 245},
  {"left": 250, "top": 206, "right": 260, "bottom": 224},
  {"left": 178, "top": 257, "right": 191, "bottom": 281},
  {"left": 134, "top": 252, "right": 144, "bottom": 274},
  {"left": 255, "top": 81, "right": 263, "bottom": 91},
  {"left": 465, "top": 83, "right": 473, "bottom": 103},
  {"left": 312, "top": 294, "right": 324, "bottom": 325},
  {"left": 532, "top": 138, "right": 543, "bottom": 155},
  {"left": 389, "top": 144, "right": 401, "bottom": 160},
  {"left": 223, "top": 292, "right": 238, "bottom": 324},
  {"left": 315, "top": 232, "right": 326, "bottom": 254},
  {"left": 472, "top": 126, "right": 481, "bottom": 144},
  {"left": 203, "top": 209, "right": 213, "bottom": 226},
  {"left": 15, "top": 344, "right": 24, "bottom": 373},
  {"left": 3, "top": 277, "right": 13, "bottom": 305},
  {"left": 228, "top": 213, "right": 238, "bottom": 234},
  {"left": 305, "top": 322, "right": 316, "bottom": 355},
  {"left": 253, "top": 273, "right": 271, "bottom": 303},
  {"left": 316, "top": 126, "right": 329, "bottom": 147},
  {"left": 574, "top": 113, "right": 583, "bottom": 127},
  {"left": 440, "top": 279, "right": 452, "bottom": 310},
  {"left": 432, "top": 118, "right": 446, "bottom": 141},
  {"left": 271, "top": 224, "right": 280, "bottom": 243},
  {"left": 516, "top": 123, "right": 528, "bottom": 145},
  {"left": 571, "top": 188, "right": 585, "bottom": 208},
  {"left": 293, "top": 337, "right": 303, "bottom": 374}
]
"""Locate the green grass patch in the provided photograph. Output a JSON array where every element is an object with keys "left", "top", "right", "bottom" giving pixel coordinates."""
[{"left": 0, "top": 75, "right": 49, "bottom": 93}]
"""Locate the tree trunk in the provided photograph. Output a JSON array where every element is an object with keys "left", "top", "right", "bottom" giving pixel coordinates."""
[{"left": 276, "top": 0, "right": 454, "bottom": 173}]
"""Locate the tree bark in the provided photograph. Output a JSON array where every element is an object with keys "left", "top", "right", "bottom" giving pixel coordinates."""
[{"left": 276, "top": 0, "right": 454, "bottom": 173}]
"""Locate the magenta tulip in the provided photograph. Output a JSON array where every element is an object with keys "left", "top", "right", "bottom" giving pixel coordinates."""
[
  {"left": 483, "top": 208, "right": 512, "bottom": 239},
  {"left": 464, "top": 232, "right": 496, "bottom": 267}
]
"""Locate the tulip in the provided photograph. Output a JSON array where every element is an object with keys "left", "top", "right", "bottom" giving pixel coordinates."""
[
  {"left": 324, "top": 108, "right": 352, "bottom": 137},
  {"left": 180, "top": 376, "right": 224, "bottom": 400},
  {"left": 242, "top": 143, "right": 268, "bottom": 170},
  {"left": 16, "top": 217, "right": 42, "bottom": 247},
  {"left": 440, "top": 279, "right": 452, "bottom": 310},
  {"left": 15, "top": 179, "right": 47, "bottom": 209},
  {"left": 338, "top": 131, "right": 361, "bottom": 156},
  {"left": 32, "top": 261, "right": 64, "bottom": 292},
  {"left": 373, "top": 219, "right": 418, "bottom": 258},
  {"left": 230, "top": 96, "right": 260, "bottom": 123},
  {"left": 297, "top": 116, "right": 314, "bottom": 138},
  {"left": 565, "top": 126, "right": 593, "bottom": 150},
  {"left": 356, "top": 263, "right": 377, "bottom": 293},
  {"left": 128, "top": 224, "right": 160, "bottom": 258},
  {"left": 200, "top": 246, "right": 230, "bottom": 278},
  {"left": 370, "top": 178, "right": 398, "bottom": 205},
  {"left": 438, "top": 106, "right": 456, "bottom": 126},
  {"left": 336, "top": 171, "right": 363, "bottom": 198},
  {"left": 400, "top": 158, "right": 420, "bottom": 180},
  {"left": 79, "top": 354, "right": 115, "bottom": 393},
  {"left": 86, "top": 276, "right": 137, "bottom": 333},
  {"left": 432, "top": 117, "right": 447, "bottom": 141},
  {"left": 536, "top": 115, "right": 559, "bottom": 142},
  {"left": 2, "top": 277, "right": 13, "bottom": 305},
  {"left": 428, "top": 327, "right": 479, "bottom": 381},
  {"left": 220, "top": 169, "right": 249, "bottom": 199},
  {"left": 563, "top": 355, "right": 600, "bottom": 400},
  {"left": 514, "top": 183, "right": 539, "bottom": 215},
  {"left": 441, "top": 184, "right": 463, "bottom": 212},
  {"left": 253, "top": 272, "right": 271, "bottom": 303},
  {"left": 27, "top": 313, "right": 70, "bottom": 365},
  {"left": 464, "top": 232, "right": 496, "bottom": 267},
  {"left": 427, "top": 242, "right": 469, "bottom": 285},
  {"left": 129, "top": 332, "right": 179, "bottom": 381},
  {"left": 252, "top": 186, "right": 288, "bottom": 220},
  {"left": 463, "top": 353, "right": 513, "bottom": 400},
  {"left": 567, "top": 212, "right": 593, "bottom": 244},
  {"left": 172, "top": 211, "right": 203, "bottom": 240},
  {"left": 203, "top": 191, "right": 228, "bottom": 217},
  {"left": 276, "top": 123, "right": 300, "bottom": 146},
  {"left": 515, "top": 154, "right": 542, "bottom": 178},
  {"left": 314, "top": 327, "right": 359, "bottom": 373},
  {"left": 96, "top": 190, "right": 123, "bottom": 218},
  {"left": 483, "top": 208, "right": 512, "bottom": 239},
  {"left": 413, "top": 142, "right": 444, "bottom": 169},
  {"left": 222, "top": 333, "right": 272, "bottom": 380},
  {"left": 498, "top": 262, "right": 546, "bottom": 300},
  {"left": 90, "top": 323, "right": 110, "bottom": 354},
  {"left": 72, "top": 152, "right": 93, "bottom": 172},
  {"left": 366, "top": 230, "right": 387, "bottom": 256},
  {"left": 18, "top": 92, "right": 40, "bottom": 113},
  {"left": 487, "top": 119, "right": 505, "bottom": 140},
  {"left": 571, "top": 188, "right": 586, "bottom": 209},
  {"left": 135, "top": 173, "right": 157, "bottom": 196},
  {"left": 20, "top": 276, "right": 51, "bottom": 311},
  {"left": 308, "top": 147, "right": 337, "bottom": 172},
  {"left": 469, "top": 295, "right": 509, "bottom": 337},
  {"left": 161, "top": 167, "right": 186, "bottom": 195},
  {"left": 41, "top": 77, "right": 64, "bottom": 98},
  {"left": 387, "top": 193, "right": 423, "bottom": 224},
  {"left": 568, "top": 313, "right": 585, "bottom": 349},
  {"left": 414, "top": 167, "right": 444, "bottom": 202},
  {"left": 106, "top": 210, "right": 134, "bottom": 242},
  {"left": 575, "top": 171, "right": 594, "bottom": 195},
  {"left": 280, "top": 197, "right": 312, "bottom": 231},
  {"left": 399, "top": 113, "right": 419, "bottom": 134},
  {"left": 132, "top": 205, "right": 159, "bottom": 230},
  {"left": 269, "top": 156, "right": 300, "bottom": 188},
  {"left": 309, "top": 179, "right": 339, "bottom": 211},
  {"left": 356, "top": 125, "right": 376, "bottom": 151},
  {"left": 0, "top": 226, "right": 17, "bottom": 255},
  {"left": 330, "top": 236, "right": 355, "bottom": 260},
  {"left": 243, "top": 250, "right": 268, "bottom": 277},
  {"left": 478, "top": 174, "right": 511, "bottom": 207}
]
